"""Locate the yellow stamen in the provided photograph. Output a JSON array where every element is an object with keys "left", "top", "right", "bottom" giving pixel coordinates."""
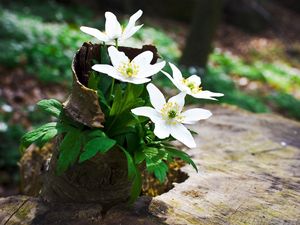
[
  {"left": 160, "top": 102, "right": 184, "bottom": 124},
  {"left": 182, "top": 78, "right": 202, "bottom": 94},
  {"left": 118, "top": 62, "right": 139, "bottom": 78}
]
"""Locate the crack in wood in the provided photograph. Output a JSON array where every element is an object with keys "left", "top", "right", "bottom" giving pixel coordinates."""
[{"left": 3, "top": 198, "right": 30, "bottom": 225}]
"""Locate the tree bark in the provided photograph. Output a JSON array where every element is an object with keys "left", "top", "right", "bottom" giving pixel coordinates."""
[{"left": 180, "top": 0, "right": 222, "bottom": 68}]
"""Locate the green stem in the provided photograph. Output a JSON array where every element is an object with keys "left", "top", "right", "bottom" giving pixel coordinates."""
[
  {"left": 107, "top": 83, "right": 131, "bottom": 134},
  {"left": 110, "top": 78, "right": 115, "bottom": 100},
  {"left": 115, "top": 39, "right": 118, "bottom": 49}
]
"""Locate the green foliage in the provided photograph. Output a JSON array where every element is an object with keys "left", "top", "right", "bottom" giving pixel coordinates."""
[
  {"left": 267, "top": 92, "right": 300, "bottom": 120},
  {"left": 0, "top": 124, "right": 24, "bottom": 171},
  {"left": 20, "top": 122, "right": 62, "bottom": 150},
  {"left": 201, "top": 67, "right": 270, "bottom": 112},
  {"left": 210, "top": 50, "right": 300, "bottom": 94},
  {"left": 79, "top": 137, "right": 116, "bottom": 163},
  {"left": 0, "top": 9, "right": 88, "bottom": 82},
  {"left": 20, "top": 99, "right": 66, "bottom": 150},
  {"left": 37, "top": 99, "right": 63, "bottom": 118},
  {"left": 106, "top": 84, "right": 145, "bottom": 136},
  {"left": 56, "top": 128, "right": 82, "bottom": 175},
  {"left": 2, "top": 0, "right": 92, "bottom": 24},
  {"left": 205, "top": 51, "right": 300, "bottom": 119},
  {"left": 165, "top": 147, "right": 198, "bottom": 172},
  {"left": 120, "top": 146, "right": 142, "bottom": 203}
]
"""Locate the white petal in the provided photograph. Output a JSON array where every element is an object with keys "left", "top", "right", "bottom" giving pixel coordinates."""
[
  {"left": 169, "top": 62, "right": 183, "bottom": 82},
  {"left": 92, "top": 64, "right": 125, "bottom": 81},
  {"left": 132, "top": 51, "right": 153, "bottom": 67},
  {"left": 186, "top": 75, "right": 201, "bottom": 86},
  {"left": 182, "top": 108, "right": 212, "bottom": 124},
  {"left": 146, "top": 83, "right": 166, "bottom": 111},
  {"left": 92, "top": 64, "right": 115, "bottom": 74},
  {"left": 192, "top": 90, "right": 224, "bottom": 100},
  {"left": 161, "top": 70, "right": 186, "bottom": 92},
  {"left": 80, "top": 26, "right": 109, "bottom": 42},
  {"left": 131, "top": 106, "right": 160, "bottom": 122},
  {"left": 108, "top": 46, "right": 129, "bottom": 67},
  {"left": 121, "top": 24, "right": 143, "bottom": 41},
  {"left": 122, "top": 77, "right": 151, "bottom": 84},
  {"left": 105, "top": 12, "right": 122, "bottom": 39},
  {"left": 138, "top": 61, "right": 166, "bottom": 78},
  {"left": 154, "top": 120, "right": 170, "bottom": 139},
  {"left": 168, "top": 92, "right": 186, "bottom": 112},
  {"left": 122, "top": 10, "right": 143, "bottom": 39},
  {"left": 170, "top": 123, "right": 196, "bottom": 148}
]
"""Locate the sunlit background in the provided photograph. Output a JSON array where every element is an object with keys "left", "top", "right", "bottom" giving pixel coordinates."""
[{"left": 1, "top": 0, "right": 299, "bottom": 196}]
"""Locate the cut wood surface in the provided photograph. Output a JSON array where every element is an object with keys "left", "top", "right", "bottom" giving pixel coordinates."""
[
  {"left": 1, "top": 105, "right": 299, "bottom": 225},
  {"left": 149, "top": 105, "right": 300, "bottom": 224}
]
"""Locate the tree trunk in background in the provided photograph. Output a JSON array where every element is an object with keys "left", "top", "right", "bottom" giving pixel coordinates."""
[{"left": 180, "top": 0, "right": 222, "bottom": 68}]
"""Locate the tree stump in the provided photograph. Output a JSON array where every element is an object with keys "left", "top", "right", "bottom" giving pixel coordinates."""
[{"left": 1, "top": 105, "right": 300, "bottom": 224}]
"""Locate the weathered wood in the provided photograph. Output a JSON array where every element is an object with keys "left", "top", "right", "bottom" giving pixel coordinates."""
[
  {"left": 0, "top": 196, "right": 163, "bottom": 225},
  {"left": 3, "top": 105, "right": 300, "bottom": 224},
  {"left": 149, "top": 105, "right": 300, "bottom": 224}
]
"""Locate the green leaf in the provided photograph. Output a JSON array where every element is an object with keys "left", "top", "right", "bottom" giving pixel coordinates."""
[
  {"left": 97, "top": 88, "right": 110, "bottom": 110},
  {"left": 114, "top": 134, "right": 126, "bottom": 146},
  {"left": 119, "top": 145, "right": 142, "bottom": 204},
  {"left": 121, "top": 147, "right": 136, "bottom": 181},
  {"left": 88, "top": 71, "right": 99, "bottom": 90},
  {"left": 129, "top": 168, "right": 142, "bottom": 204},
  {"left": 56, "top": 129, "right": 82, "bottom": 175},
  {"left": 106, "top": 84, "right": 145, "bottom": 135},
  {"left": 122, "top": 84, "right": 144, "bottom": 110},
  {"left": 79, "top": 137, "right": 116, "bottom": 163},
  {"left": 36, "top": 127, "right": 59, "bottom": 147},
  {"left": 134, "top": 151, "right": 145, "bottom": 164},
  {"left": 109, "top": 84, "right": 123, "bottom": 117},
  {"left": 37, "top": 99, "right": 62, "bottom": 117},
  {"left": 108, "top": 113, "right": 137, "bottom": 137},
  {"left": 21, "top": 122, "right": 58, "bottom": 149},
  {"left": 126, "top": 132, "right": 140, "bottom": 153},
  {"left": 153, "top": 161, "right": 168, "bottom": 183},
  {"left": 98, "top": 74, "right": 112, "bottom": 96},
  {"left": 110, "top": 126, "right": 136, "bottom": 137},
  {"left": 100, "top": 44, "right": 110, "bottom": 64},
  {"left": 143, "top": 147, "right": 159, "bottom": 159},
  {"left": 145, "top": 157, "right": 168, "bottom": 183},
  {"left": 166, "top": 147, "right": 198, "bottom": 172},
  {"left": 86, "top": 129, "right": 105, "bottom": 139}
]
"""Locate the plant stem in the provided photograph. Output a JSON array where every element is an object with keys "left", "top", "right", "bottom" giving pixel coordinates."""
[
  {"left": 110, "top": 78, "right": 115, "bottom": 100},
  {"left": 115, "top": 39, "right": 118, "bottom": 48}
]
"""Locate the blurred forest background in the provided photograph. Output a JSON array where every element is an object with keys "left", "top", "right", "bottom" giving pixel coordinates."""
[{"left": 0, "top": 0, "right": 300, "bottom": 196}]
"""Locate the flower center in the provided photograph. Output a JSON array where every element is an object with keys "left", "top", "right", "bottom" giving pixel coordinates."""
[
  {"left": 118, "top": 62, "right": 139, "bottom": 78},
  {"left": 168, "top": 110, "right": 177, "bottom": 119},
  {"left": 161, "top": 102, "right": 184, "bottom": 124},
  {"left": 182, "top": 78, "right": 202, "bottom": 94}
]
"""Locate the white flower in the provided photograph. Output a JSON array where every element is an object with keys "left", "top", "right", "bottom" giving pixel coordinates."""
[
  {"left": 80, "top": 10, "right": 143, "bottom": 44},
  {"left": 131, "top": 83, "right": 212, "bottom": 148},
  {"left": 162, "top": 63, "right": 224, "bottom": 100},
  {"left": 92, "top": 46, "right": 165, "bottom": 84}
]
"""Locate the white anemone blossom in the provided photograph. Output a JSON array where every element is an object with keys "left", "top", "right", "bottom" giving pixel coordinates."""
[
  {"left": 92, "top": 46, "right": 165, "bottom": 84},
  {"left": 132, "top": 83, "right": 212, "bottom": 148},
  {"left": 162, "top": 63, "right": 224, "bottom": 100},
  {"left": 80, "top": 10, "right": 143, "bottom": 44}
]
